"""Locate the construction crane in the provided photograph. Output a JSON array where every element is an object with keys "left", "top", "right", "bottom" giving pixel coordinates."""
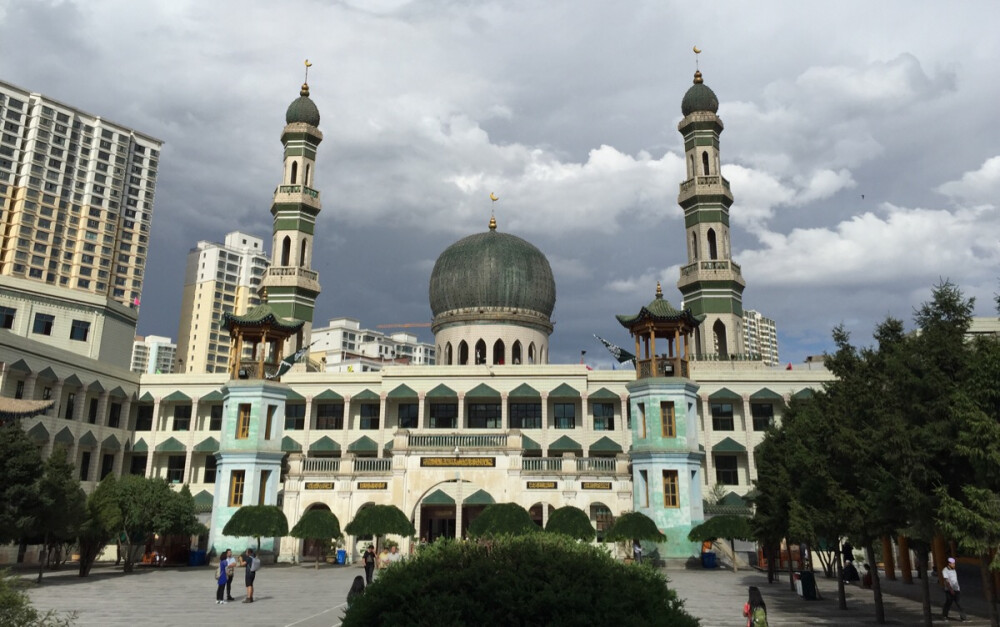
[{"left": 376, "top": 322, "right": 432, "bottom": 329}]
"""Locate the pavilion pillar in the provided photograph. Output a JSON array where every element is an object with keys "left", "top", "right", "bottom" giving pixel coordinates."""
[{"left": 881, "top": 536, "right": 896, "bottom": 580}]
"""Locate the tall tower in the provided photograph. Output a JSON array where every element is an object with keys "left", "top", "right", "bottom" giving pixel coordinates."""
[
  {"left": 675, "top": 69, "right": 746, "bottom": 359},
  {"left": 258, "top": 71, "right": 323, "bottom": 351}
]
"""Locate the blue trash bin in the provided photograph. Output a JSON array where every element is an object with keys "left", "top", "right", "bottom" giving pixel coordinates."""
[
  {"left": 702, "top": 552, "right": 717, "bottom": 568},
  {"left": 337, "top": 549, "right": 347, "bottom": 565}
]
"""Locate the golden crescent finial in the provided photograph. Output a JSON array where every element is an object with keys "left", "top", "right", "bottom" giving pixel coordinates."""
[
  {"left": 693, "top": 46, "right": 701, "bottom": 54},
  {"left": 303, "top": 59, "right": 312, "bottom": 86}
]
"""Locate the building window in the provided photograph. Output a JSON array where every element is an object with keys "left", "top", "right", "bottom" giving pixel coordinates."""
[
  {"left": 204, "top": 455, "right": 217, "bottom": 484},
  {"left": 661, "top": 401, "right": 676, "bottom": 438},
  {"left": 509, "top": 403, "right": 541, "bottom": 429},
  {"left": 229, "top": 470, "right": 246, "bottom": 506},
  {"left": 80, "top": 451, "right": 91, "bottom": 480},
  {"left": 663, "top": 470, "right": 679, "bottom": 508},
  {"left": 715, "top": 454, "right": 739, "bottom": 485},
  {"left": 108, "top": 402, "right": 122, "bottom": 428},
  {"left": 429, "top": 403, "right": 457, "bottom": 429},
  {"left": 32, "top": 312, "right": 55, "bottom": 335},
  {"left": 258, "top": 469, "right": 270, "bottom": 505},
  {"left": 129, "top": 454, "right": 147, "bottom": 476},
  {"left": 284, "top": 403, "right": 305, "bottom": 430},
  {"left": 553, "top": 403, "right": 575, "bottom": 429},
  {"left": 166, "top": 455, "right": 185, "bottom": 483},
  {"left": 209, "top": 404, "right": 223, "bottom": 430},
  {"left": 236, "top": 404, "right": 251, "bottom": 439},
  {"left": 173, "top": 404, "right": 191, "bottom": 431},
  {"left": 593, "top": 402, "right": 614, "bottom": 431},
  {"left": 639, "top": 469, "right": 649, "bottom": 507},
  {"left": 69, "top": 319, "right": 90, "bottom": 341},
  {"left": 751, "top": 403, "right": 774, "bottom": 431},
  {"left": 135, "top": 404, "right": 153, "bottom": 430},
  {"left": 0, "top": 306, "right": 15, "bottom": 329},
  {"left": 397, "top": 403, "right": 417, "bottom": 429},
  {"left": 88, "top": 397, "right": 99, "bottom": 424},
  {"left": 360, "top": 404, "right": 380, "bottom": 430},
  {"left": 265, "top": 405, "right": 275, "bottom": 440},
  {"left": 711, "top": 403, "right": 734, "bottom": 431},
  {"left": 15, "top": 380, "right": 24, "bottom": 400},
  {"left": 316, "top": 403, "right": 344, "bottom": 430},
  {"left": 100, "top": 453, "right": 115, "bottom": 480},
  {"left": 638, "top": 403, "right": 646, "bottom": 438},
  {"left": 63, "top": 392, "right": 74, "bottom": 418},
  {"left": 467, "top": 403, "right": 501, "bottom": 428}
]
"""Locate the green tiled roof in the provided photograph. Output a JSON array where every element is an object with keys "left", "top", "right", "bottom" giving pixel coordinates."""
[
  {"left": 53, "top": 427, "right": 74, "bottom": 446},
  {"left": 102, "top": 435, "right": 121, "bottom": 452},
  {"left": 386, "top": 384, "right": 416, "bottom": 400},
  {"left": 750, "top": 388, "right": 783, "bottom": 401},
  {"left": 201, "top": 390, "right": 224, "bottom": 402},
  {"left": 309, "top": 436, "right": 341, "bottom": 453},
  {"left": 465, "top": 383, "right": 500, "bottom": 400},
  {"left": 709, "top": 388, "right": 742, "bottom": 401},
  {"left": 681, "top": 76, "right": 720, "bottom": 116},
  {"left": 282, "top": 436, "right": 302, "bottom": 452},
  {"left": 353, "top": 389, "right": 380, "bottom": 401},
  {"left": 138, "top": 392, "right": 154, "bottom": 403},
  {"left": 792, "top": 388, "right": 815, "bottom": 400},
  {"left": 521, "top": 435, "right": 541, "bottom": 451},
  {"left": 286, "top": 89, "right": 320, "bottom": 126},
  {"left": 285, "top": 389, "right": 306, "bottom": 402},
  {"left": 616, "top": 290, "right": 703, "bottom": 329},
  {"left": 162, "top": 390, "right": 190, "bottom": 403},
  {"left": 712, "top": 437, "right": 747, "bottom": 453},
  {"left": 426, "top": 383, "right": 457, "bottom": 399},
  {"left": 549, "top": 383, "right": 580, "bottom": 398},
  {"left": 193, "top": 490, "right": 214, "bottom": 513},
  {"left": 26, "top": 422, "right": 49, "bottom": 442},
  {"left": 193, "top": 437, "right": 219, "bottom": 452},
  {"left": 423, "top": 489, "right": 455, "bottom": 505},
  {"left": 79, "top": 431, "right": 98, "bottom": 448},
  {"left": 464, "top": 489, "right": 495, "bottom": 505},
  {"left": 548, "top": 435, "right": 582, "bottom": 451},
  {"left": 221, "top": 303, "right": 304, "bottom": 333},
  {"left": 155, "top": 437, "right": 186, "bottom": 453},
  {"left": 588, "top": 387, "right": 618, "bottom": 400},
  {"left": 348, "top": 435, "right": 378, "bottom": 453},
  {"left": 132, "top": 438, "right": 149, "bottom": 453},
  {"left": 589, "top": 436, "right": 622, "bottom": 453},
  {"left": 508, "top": 383, "right": 540, "bottom": 400},
  {"left": 315, "top": 389, "right": 343, "bottom": 401}
]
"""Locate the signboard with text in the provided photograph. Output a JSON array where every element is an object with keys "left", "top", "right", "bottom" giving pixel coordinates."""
[
  {"left": 526, "top": 481, "right": 557, "bottom": 489},
  {"left": 581, "top": 481, "right": 612, "bottom": 490},
  {"left": 304, "top": 482, "right": 334, "bottom": 490},
  {"left": 357, "top": 481, "right": 388, "bottom": 490},
  {"left": 419, "top": 457, "right": 496, "bottom": 468}
]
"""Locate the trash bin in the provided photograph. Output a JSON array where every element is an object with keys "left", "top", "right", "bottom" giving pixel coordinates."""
[
  {"left": 187, "top": 549, "right": 206, "bottom": 566},
  {"left": 336, "top": 549, "right": 347, "bottom": 565},
  {"left": 701, "top": 552, "right": 717, "bottom": 569},
  {"left": 799, "top": 570, "right": 817, "bottom": 600}
]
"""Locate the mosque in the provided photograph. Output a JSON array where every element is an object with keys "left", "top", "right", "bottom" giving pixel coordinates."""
[{"left": 0, "top": 67, "right": 831, "bottom": 564}]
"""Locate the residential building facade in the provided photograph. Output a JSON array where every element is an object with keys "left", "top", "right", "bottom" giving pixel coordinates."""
[{"left": 131, "top": 334, "right": 177, "bottom": 375}]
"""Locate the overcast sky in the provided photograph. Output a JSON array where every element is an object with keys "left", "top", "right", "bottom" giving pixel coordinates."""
[{"left": 3, "top": 0, "right": 999, "bottom": 367}]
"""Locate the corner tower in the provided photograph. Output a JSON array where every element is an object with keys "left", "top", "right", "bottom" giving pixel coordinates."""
[
  {"left": 258, "top": 71, "right": 324, "bottom": 350},
  {"left": 675, "top": 69, "right": 746, "bottom": 359}
]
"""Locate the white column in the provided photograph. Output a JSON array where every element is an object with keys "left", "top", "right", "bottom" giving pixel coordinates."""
[
  {"left": 500, "top": 393, "right": 508, "bottom": 430},
  {"left": 457, "top": 393, "right": 465, "bottom": 429},
  {"left": 49, "top": 381, "right": 64, "bottom": 418},
  {"left": 619, "top": 395, "right": 628, "bottom": 435},
  {"left": 378, "top": 394, "right": 387, "bottom": 434},
  {"left": 145, "top": 398, "right": 162, "bottom": 477},
  {"left": 304, "top": 395, "right": 314, "bottom": 445},
  {"left": 96, "top": 391, "right": 110, "bottom": 427},
  {"left": 541, "top": 393, "right": 549, "bottom": 435},
  {"left": 701, "top": 396, "right": 713, "bottom": 487},
  {"left": 23, "top": 373, "right": 39, "bottom": 399},
  {"left": 417, "top": 393, "right": 426, "bottom": 430},
  {"left": 742, "top": 395, "right": 755, "bottom": 484},
  {"left": 580, "top": 393, "right": 589, "bottom": 431}
]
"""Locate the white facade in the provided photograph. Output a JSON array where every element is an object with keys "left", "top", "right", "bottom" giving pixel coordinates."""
[
  {"left": 742, "top": 309, "right": 780, "bottom": 367},
  {"left": 312, "top": 317, "right": 436, "bottom": 372},
  {"left": 131, "top": 334, "right": 177, "bottom": 375},
  {"left": 176, "top": 232, "right": 269, "bottom": 374}
]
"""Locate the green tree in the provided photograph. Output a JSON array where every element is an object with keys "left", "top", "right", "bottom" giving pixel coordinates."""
[
  {"left": 544, "top": 505, "right": 595, "bottom": 541},
  {"left": 222, "top": 504, "right": 289, "bottom": 554},
  {"left": 0, "top": 569, "right": 74, "bottom": 627},
  {"left": 289, "top": 509, "right": 342, "bottom": 569},
  {"left": 688, "top": 515, "right": 752, "bottom": 572},
  {"left": 467, "top": 503, "right": 538, "bottom": 539},
  {"left": 77, "top": 474, "right": 121, "bottom": 577},
  {"left": 30, "top": 447, "right": 86, "bottom": 583},
  {"left": 0, "top": 422, "right": 44, "bottom": 544},
  {"left": 342, "top": 534, "right": 698, "bottom": 627},
  {"left": 604, "top": 511, "right": 665, "bottom": 543},
  {"left": 113, "top": 475, "right": 176, "bottom": 572},
  {"left": 344, "top": 504, "right": 415, "bottom": 551}
]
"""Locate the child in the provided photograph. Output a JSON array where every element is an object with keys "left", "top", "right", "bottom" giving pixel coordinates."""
[{"left": 742, "top": 586, "right": 768, "bottom": 627}]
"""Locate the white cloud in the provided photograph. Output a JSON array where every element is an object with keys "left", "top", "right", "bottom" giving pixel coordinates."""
[{"left": 937, "top": 156, "right": 1000, "bottom": 207}]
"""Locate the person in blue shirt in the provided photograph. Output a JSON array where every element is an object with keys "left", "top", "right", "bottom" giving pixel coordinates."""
[{"left": 216, "top": 549, "right": 232, "bottom": 604}]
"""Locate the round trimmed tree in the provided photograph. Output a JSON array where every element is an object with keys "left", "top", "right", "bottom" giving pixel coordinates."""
[
  {"left": 222, "top": 505, "right": 289, "bottom": 554},
  {"left": 342, "top": 533, "right": 698, "bottom": 626},
  {"left": 344, "top": 504, "right": 415, "bottom": 550},
  {"left": 466, "top": 503, "right": 537, "bottom": 539},
  {"left": 290, "top": 509, "right": 343, "bottom": 569},
  {"left": 544, "top": 506, "right": 595, "bottom": 541}
]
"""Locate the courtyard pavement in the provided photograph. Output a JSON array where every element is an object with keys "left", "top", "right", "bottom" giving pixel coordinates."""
[{"left": 20, "top": 560, "right": 994, "bottom": 626}]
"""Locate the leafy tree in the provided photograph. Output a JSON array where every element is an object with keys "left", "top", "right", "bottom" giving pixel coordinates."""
[
  {"left": 544, "top": 505, "right": 595, "bottom": 541},
  {"left": 342, "top": 533, "right": 698, "bottom": 627},
  {"left": 467, "top": 503, "right": 538, "bottom": 539},
  {"left": 113, "top": 475, "right": 176, "bottom": 572},
  {"left": 222, "top": 504, "right": 289, "bottom": 554},
  {"left": 0, "top": 422, "right": 44, "bottom": 544},
  {"left": 156, "top": 484, "right": 202, "bottom": 537},
  {"left": 604, "top": 511, "right": 666, "bottom": 560},
  {"left": 688, "top": 515, "right": 752, "bottom": 572},
  {"left": 289, "top": 509, "right": 343, "bottom": 569},
  {"left": 77, "top": 475, "right": 121, "bottom": 577},
  {"left": 344, "top": 504, "right": 415, "bottom": 550},
  {"left": 30, "top": 447, "right": 86, "bottom": 583},
  {"left": 0, "top": 569, "right": 75, "bottom": 627}
]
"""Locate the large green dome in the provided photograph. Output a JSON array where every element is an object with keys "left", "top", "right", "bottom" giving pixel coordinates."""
[
  {"left": 430, "top": 226, "right": 556, "bottom": 318},
  {"left": 681, "top": 71, "right": 719, "bottom": 116},
  {"left": 286, "top": 83, "right": 320, "bottom": 126}
]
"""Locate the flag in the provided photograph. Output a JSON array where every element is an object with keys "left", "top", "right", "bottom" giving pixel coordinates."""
[
  {"left": 594, "top": 334, "right": 636, "bottom": 364},
  {"left": 267, "top": 341, "right": 316, "bottom": 379}
]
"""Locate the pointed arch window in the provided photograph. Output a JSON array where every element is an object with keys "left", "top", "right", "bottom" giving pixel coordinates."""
[
  {"left": 459, "top": 341, "right": 469, "bottom": 365},
  {"left": 702, "top": 151, "right": 710, "bottom": 176},
  {"left": 475, "top": 339, "right": 487, "bottom": 365},
  {"left": 707, "top": 229, "right": 718, "bottom": 260},
  {"left": 512, "top": 340, "right": 522, "bottom": 365},
  {"left": 691, "top": 233, "right": 698, "bottom": 260},
  {"left": 300, "top": 238, "right": 308, "bottom": 267},
  {"left": 290, "top": 161, "right": 298, "bottom": 185},
  {"left": 713, "top": 320, "right": 729, "bottom": 359},
  {"left": 281, "top": 236, "right": 291, "bottom": 266},
  {"left": 444, "top": 342, "right": 453, "bottom": 365},
  {"left": 528, "top": 343, "right": 536, "bottom": 364},
  {"left": 493, "top": 339, "right": 505, "bottom": 365}
]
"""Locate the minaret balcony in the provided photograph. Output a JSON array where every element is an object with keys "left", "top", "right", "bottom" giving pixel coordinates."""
[
  {"left": 273, "top": 184, "right": 321, "bottom": 209},
  {"left": 679, "top": 175, "right": 730, "bottom": 195},
  {"left": 264, "top": 266, "right": 319, "bottom": 281},
  {"left": 680, "top": 260, "right": 742, "bottom": 278},
  {"left": 636, "top": 355, "right": 689, "bottom": 379}
]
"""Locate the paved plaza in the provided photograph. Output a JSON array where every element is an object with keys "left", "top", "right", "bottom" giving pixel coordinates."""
[{"left": 21, "top": 561, "right": 993, "bottom": 626}]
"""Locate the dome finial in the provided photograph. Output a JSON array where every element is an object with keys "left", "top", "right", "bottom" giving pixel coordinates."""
[
  {"left": 655, "top": 281, "right": 663, "bottom": 299},
  {"left": 489, "top": 191, "right": 499, "bottom": 230},
  {"left": 302, "top": 59, "right": 313, "bottom": 96},
  {"left": 489, "top": 214, "right": 497, "bottom": 231}
]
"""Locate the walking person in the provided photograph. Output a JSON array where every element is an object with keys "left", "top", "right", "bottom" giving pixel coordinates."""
[
  {"left": 215, "top": 550, "right": 231, "bottom": 605},
  {"left": 942, "top": 557, "right": 967, "bottom": 621},
  {"left": 242, "top": 548, "right": 259, "bottom": 603},
  {"left": 742, "top": 586, "right": 768, "bottom": 626},
  {"left": 363, "top": 545, "right": 376, "bottom": 585}
]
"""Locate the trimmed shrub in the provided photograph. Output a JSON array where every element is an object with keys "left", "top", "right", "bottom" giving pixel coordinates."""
[
  {"left": 466, "top": 503, "right": 537, "bottom": 539},
  {"left": 544, "top": 506, "right": 596, "bottom": 541},
  {"left": 342, "top": 534, "right": 698, "bottom": 627}
]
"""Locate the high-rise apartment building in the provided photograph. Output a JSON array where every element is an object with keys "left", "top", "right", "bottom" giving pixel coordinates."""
[
  {"left": 743, "top": 309, "right": 779, "bottom": 366},
  {"left": 176, "top": 231, "right": 269, "bottom": 374},
  {"left": 131, "top": 334, "right": 177, "bottom": 374},
  {"left": 0, "top": 79, "right": 163, "bottom": 368},
  {"left": 311, "top": 317, "right": 436, "bottom": 372}
]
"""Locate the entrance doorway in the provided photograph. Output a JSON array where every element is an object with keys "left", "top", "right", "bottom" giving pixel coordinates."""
[{"left": 421, "top": 505, "right": 455, "bottom": 542}]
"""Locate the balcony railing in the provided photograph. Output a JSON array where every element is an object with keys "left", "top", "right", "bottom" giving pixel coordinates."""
[
  {"left": 236, "top": 360, "right": 281, "bottom": 380},
  {"left": 264, "top": 266, "right": 319, "bottom": 281},
  {"left": 680, "top": 260, "right": 742, "bottom": 277},
  {"left": 678, "top": 176, "right": 731, "bottom": 194},
  {"left": 637, "top": 356, "right": 688, "bottom": 379},
  {"left": 276, "top": 184, "right": 320, "bottom": 199},
  {"left": 522, "top": 457, "right": 564, "bottom": 471},
  {"left": 303, "top": 458, "right": 340, "bottom": 473},
  {"left": 354, "top": 458, "right": 391, "bottom": 473},
  {"left": 407, "top": 433, "right": 508, "bottom": 449},
  {"left": 576, "top": 457, "right": 616, "bottom": 472}
]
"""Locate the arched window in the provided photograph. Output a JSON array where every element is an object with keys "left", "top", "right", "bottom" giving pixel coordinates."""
[
  {"left": 512, "top": 341, "right": 522, "bottom": 365},
  {"left": 459, "top": 341, "right": 469, "bottom": 365},
  {"left": 528, "top": 343, "right": 536, "bottom": 365},
  {"left": 300, "top": 238, "right": 308, "bottom": 266},
  {"left": 444, "top": 343, "right": 452, "bottom": 365},
  {"left": 290, "top": 161, "right": 298, "bottom": 185},
  {"left": 691, "top": 233, "right": 698, "bottom": 260},
  {"left": 689, "top": 155, "right": 694, "bottom": 178},
  {"left": 475, "top": 339, "right": 487, "bottom": 365},
  {"left": 713, "top": 319, "right": 729, "bottom": 359},
  {"left": 281, "top": 236, "right": 291, "bottom": 266},
  {"left": 305, "top": 164, "right": 311, "bottom": 187},
  {"left": 493, "top": 339, "right": 505, "bottom": 365},
  {"left": 702, "top": 151, "right": 710, "bottom": 176},
  {"left": 707, "top": 229, "right": 718, "bottom": 260}
]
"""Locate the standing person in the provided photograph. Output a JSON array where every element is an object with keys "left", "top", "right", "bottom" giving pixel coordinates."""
[
  {"left": 386, "top": 545, "right": 402, "bottom": 567},
  {"left": 632, "top": 539, "right": 643, "bottom": 564},
  {"left": 242, "top": 548, "right": 259, "bottom": 603},
  {"left": 841, "top": 541, "right": 854, "bottom": 565},
  {"left": 363, "top": 545, "right": 376, "bottom": 585},
  {"left": 346, "top": 575, "right": 365, "bottom": 608},
  {"left": 942, "top": 557, "right": 967, "bottom": 621},
  {"left": 742, "top": 586, "right": 768, "bottom": 627},
  {"left": 224, "top": 549, "right": 236, "bottom": 601},
  {"left": 215, "top": 550, "right": 230, "bottom": 605}
]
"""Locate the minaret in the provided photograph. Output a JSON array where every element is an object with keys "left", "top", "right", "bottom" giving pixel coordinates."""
[
  {"left": 259, "top": 62, "right": 324, "bottom": 352},
  {"left": 675, "top": 66, "right": 746, "bottom": 360}
]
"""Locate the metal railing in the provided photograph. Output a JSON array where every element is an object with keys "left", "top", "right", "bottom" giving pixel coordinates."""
[
  {"left": 407, "top": 433, "right": 508, "bottom": 449},
  {"left": 637, "top": 357, "right": 688, "bottom": 379},
  {"left": 264, "top": 266, "right": 319, "bottom": 281},
  {"left": 236, "top": 360, "right": 281, "bottom": 380},
  {"left": 276, "top": 184, "right": 321, "bottom": 199}
]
